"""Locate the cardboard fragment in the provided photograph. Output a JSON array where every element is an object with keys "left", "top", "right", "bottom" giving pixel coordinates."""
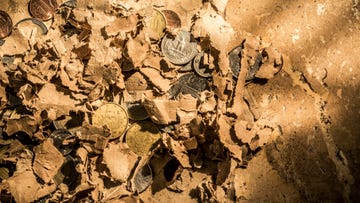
[
  {"left": 5, "top": 116, "right": 38, "bottom": 136},
  {"left": 178, "top": 94, "right": 198, "bottom": 112},
  {"left": 125, "top": 33, "right": 150, "bottom": 68},
  {"left": 163, "top": 133, "right": 191, "bottom": 168},
  {"left": 4, "top": 171, "right": 56, "bottom": 203},
  {"left": 125, "top": 72, "right": 148, "bottom": 91},
  {"left": 199, "top": 91, "right": 217, "bottom": 113},
  {"left": 105, "top": 14, "right": 139, "bottom": 36},
  {"left": 33, "top": 139, "right": 65, "bottom": 183},
  {"left": 217, "top": 115, "right": 242, "bottom": 161},
  {"left": 36, "top": 83, "right": 81, "bottom": 115},
  {"left": 182, "top": 136, "right": 198, "bottom": 150},
  {"left": 211, "top": 0, "right": 228, "bottom": 14},
  {"left": 192, "top": 7, "right": 234, "bottom": 51},
  {"left": 234, "top": 120, "right": 256, "bottom": 144},
  {"left": 103, "top": 143, "right": 138, "bottom": 182},
  {"left": 143, "top": 98, "right": 178, "bottom": 124},
  {"left": 140, "top": 67, "right": 171, "bottom": 93}
]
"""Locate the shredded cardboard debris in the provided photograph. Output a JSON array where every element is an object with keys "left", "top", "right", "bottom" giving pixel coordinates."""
[{"left": 0, "top": 0, "right": 285, "bottom": 201}]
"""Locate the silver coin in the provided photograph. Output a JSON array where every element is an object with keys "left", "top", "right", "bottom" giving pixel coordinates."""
[
  {"left": 228, "top": 45, "right": 242, "bottom": 79},
  {"left": 178, "top": 60, "right": 193, "bottom": 72},
  {"left": 14, "top": 18, "right": 48, "bottom": 35},
  {"left": 161, "top": 30, "right": 198, "bottom": 65},
  {"left": 193, "top": 51, "right": 214, "bottom": 78},
  {"left": 50, "top": 129, "right": 76, "bottom": 155},
  {"left": 168, "top": 73, "right": 209, "bottom": 99},
  {"left": 133, "top": 164, "right": 152, "bottom": 193}
]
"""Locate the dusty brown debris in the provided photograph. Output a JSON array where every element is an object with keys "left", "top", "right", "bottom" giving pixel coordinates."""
[{"left": 4, "top": 0, "right": 354, "bottom": 202}]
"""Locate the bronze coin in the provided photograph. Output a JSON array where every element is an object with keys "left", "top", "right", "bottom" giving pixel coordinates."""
[
  {"left": 161, "top": 10, "right": 181, "bottom": 28},
  {"left": 0, "top": 10, "right": 13, "bottom": 39},
  {"left": 29, "top": 0, "right": 58, "bottom": 21}
]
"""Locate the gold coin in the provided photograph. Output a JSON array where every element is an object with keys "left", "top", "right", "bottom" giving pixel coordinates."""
[
  {"left": 126, "top": 121, "right": 161, "bottom": 156},
  {"left": 148, "top": 9, "right": 166, "bottom": 40},
  {"left": 92, "top": 103, "right": 128, "bottom": 139}
]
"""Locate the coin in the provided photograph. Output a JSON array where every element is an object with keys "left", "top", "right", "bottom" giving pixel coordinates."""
[
  {"left": 168, "top": 73, "right": 209, "bottom": 99},
  {"left": 161, "top": 10, "right": 181, "bottom": 28},
  {"left": 178, "top": 60, "right": 193, "bottom": 72},
  {"left": 50, "top": 129, "right": 76, "bottom": 155},
  {"left": 92, "top": 103, "right": 128, "bottom": 139},
  {"left": 193, "top": 51, "right": 214, "bottom": 78},
  {"left": 0, "top": 11, "right": 13, "bottom": 39},
  {"left": 228, "top": 45, "right": 242, "bottom": 79},
  {"left": 148, "top": 9, "right": 166, "bottom": 40},
  {"left": 161, "top": 30, "right": 198, "bottom": 65},
  {"left": 133, "top": 164, "right": 153, "bottom": 193},
  {"left": 14, "top": 18, "right": 48, "bottom": 35},
  {"left": 126, "top": 121, "right": 161, "bottom": 156},
  {"left": 126, "top": 102, "right": 149, "bottom": 121},
  {"left": 29, "top": 0, "right": 59, "bottom": 21}
]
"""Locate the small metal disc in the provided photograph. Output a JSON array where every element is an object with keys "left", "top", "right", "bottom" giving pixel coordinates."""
[
  {"left": 0, "top": 11, "right": 13, "bottom": 39},
  {"left": 148, "top": 9, "right": 166, "bottom": 39},
  {"left": 92, "top": 103, "right": 129, "bottom": 140},
  {"left": 161, "top": 30, "right": 198, "bottom": 65},
  {"left": 50, "top": 129, "right": 76, "bottom": 155},
  {"left": 228, "top": 45, "right": 242, "bottom": 79},
  {"left": 178, "top": 60, "right": 193, "bottom": 72},
  {"left": 161, "top": 10, "right": 181, "bottom": 28},
  {"left": 126, "top": 121, "right": 161, "bottom": 156},
  {"left": 133, "top": 164, "right": 153, "bottom": 193},
  {"left": 193, "top": 51, "right": 214, "bottom": 78},
  {"left": 126, "top": 102, "right": 149, "bottom": 121},
  {"left": 29, "top": 0, "right": 59, "bottom": 21},
  {"left": 14, "top": 18, "right": 48, "bottom": 35},
  {"left": 168, "top": 73, "right": 209, "bottom": 99}
]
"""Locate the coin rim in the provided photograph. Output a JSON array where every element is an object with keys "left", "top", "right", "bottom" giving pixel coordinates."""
[
  {"left": 193, "top": 51, "right": 213, "bottom": 78},
  {"left": 125, "top": 121, "right": 161, "bottom": 156},
  {"left": 149, "top": 8, "right": 167, "bottom": 39},
  {"left": 0, "top": 10, "right": 13, "bottom": 39},
  {"left": 161, "top": 30, "right": 198, "bottom": 65},
  {"left": 28, "top": 0, "right": 58, "bottom": 21},
  {"left": 92, "top": 103, "right": 129, "bottom": 139},
  {"left": 228, "top": 44, "right": 243, "bottom": 78},
  {"left": 161, "top": 10, "right": 181, "bottom": 28}
]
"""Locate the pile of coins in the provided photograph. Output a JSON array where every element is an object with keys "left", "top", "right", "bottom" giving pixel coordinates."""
[{"left": 0, "top": 0, "right": 58, "bottom": 41}]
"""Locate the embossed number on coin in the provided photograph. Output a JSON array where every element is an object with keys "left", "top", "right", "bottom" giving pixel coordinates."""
[
  {"left": 161, "top": 30, "right": 198, "bottom": 65},
  {"left": 0, "top": 11, "right": 13, "bottom": 39},
  {"left": 92, "top": 103, "right": 128, "bottom": 139},
  {"left": 126, "top": 121, "right": 161, "bottom": 156},
  {"left": 29, "top": 0, "right": 59, "bottom": 21}
]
